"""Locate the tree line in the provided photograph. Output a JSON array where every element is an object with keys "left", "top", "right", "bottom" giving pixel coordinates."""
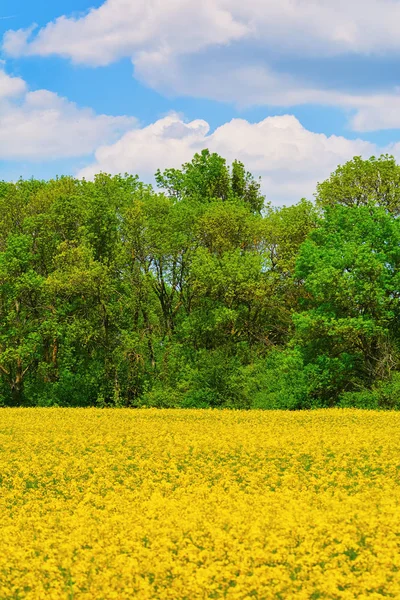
[{"left": 0, "top": 150, "right": 399, "bottom": 408}]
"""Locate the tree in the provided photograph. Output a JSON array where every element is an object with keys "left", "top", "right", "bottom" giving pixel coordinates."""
[
  {"left": 0, "top": 151, "right": 399, "bottom": 409},
  {"left": 315, "top": 154, "right": 400, "bottom": 215},
  {"left": 156, "top": 149, "right": 265, "bottom": 213},
  {"left": 294, "top": 204, "right": 400, "bottom": 403},
  {"left": 0, "top": 234, "right": 47, "bottom": 404}
]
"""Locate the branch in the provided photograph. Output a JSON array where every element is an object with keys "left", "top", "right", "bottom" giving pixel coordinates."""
[{"left": 0, "top": 363, "right": 10, "bottom": 376}]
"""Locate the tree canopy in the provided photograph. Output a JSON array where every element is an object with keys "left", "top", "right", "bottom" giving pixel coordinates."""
[{"left": 0, "top": 152, "right": 399, "bottom": 409}]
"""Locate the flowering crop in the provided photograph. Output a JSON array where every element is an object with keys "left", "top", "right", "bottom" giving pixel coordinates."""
[{"left": 0, "top": 408, "right": 400, "bottom": 599}]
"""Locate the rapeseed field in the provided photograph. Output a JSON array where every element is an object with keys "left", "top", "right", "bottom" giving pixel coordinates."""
[{"left": 0, "top": 409, "right": 399, "bottom": 599}]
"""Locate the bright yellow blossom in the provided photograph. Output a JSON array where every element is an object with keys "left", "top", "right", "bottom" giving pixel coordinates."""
[{"left": 0, "top": 408, "right": 399, "bottom": 598}]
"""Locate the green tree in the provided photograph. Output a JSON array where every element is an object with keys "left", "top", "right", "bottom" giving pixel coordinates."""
[
  {"left": 0, "top": 234, "right": 47, "bottom": 404},
  {"left": 156, "top": 149, "right": 265, "bottom": 213},
  {"left": 294, "top": 204, "right": 400, "bottom": 403},
  {"left": 315, "top": 154, "right": 400, "bottom": 215}
]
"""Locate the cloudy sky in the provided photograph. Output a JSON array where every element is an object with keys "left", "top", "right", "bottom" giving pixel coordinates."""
[{"left": 1, "top": 0, "right": 400, "bottom": 205}]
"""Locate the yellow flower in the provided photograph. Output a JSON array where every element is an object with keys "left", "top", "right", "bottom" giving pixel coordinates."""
[{"left": 0, "top": 408, "right": 400, "bottom": 598}]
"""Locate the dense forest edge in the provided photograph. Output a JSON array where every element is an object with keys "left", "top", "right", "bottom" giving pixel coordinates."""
[{"left": 0, "top": 150, "right": 399, "bottom": 409}]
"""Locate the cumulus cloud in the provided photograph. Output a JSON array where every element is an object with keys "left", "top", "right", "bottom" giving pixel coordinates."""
[
  {"left": 5, "top": 0, "right": 400, "bottom": 64},
  {"left": 0, "top": 67, "right": 26, "bottom": 99},
  {"left": 132, "top": 58, "right": 400, "bottom": 132},
  {"left": 78, "top": 113, "right": 378, "bottom": 205},
  {"left": 3, "top": 0, "right": 247, "bottom": 66},
  {"left": 0, "top": 60, "right": 393, "bottom": 205},
  {"left": 0, "top": 68, "right": 135, "bottom": 160},
  {"left": 346, "top": 92, "right": 400, "bottom": 132},
  {"left": 4, "top": 0, "right": 400, "bottom": 131}
]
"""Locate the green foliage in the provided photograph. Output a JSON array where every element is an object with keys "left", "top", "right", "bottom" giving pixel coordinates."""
[
  {"left": 339, "top": 373, "right": 400, "bottom": 410},
  {"left": 250, "top": 349, "right": 310, "bottom": 410},
  {"left": 294, "top": 202, "right": 400, "bottom": 403},
  {"left": 315, "top": 154, "right": 400, "bottom": 215},
  {"left": 0, "top": 152, "right": 399, "bottom": 408},
  {"left": 156, "top": 149, "right": 265, "bottom": 213}
]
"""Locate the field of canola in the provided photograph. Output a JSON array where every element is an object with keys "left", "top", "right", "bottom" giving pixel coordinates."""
[{"left": 0, "top": 408, "right": 400, "bottom": 600}]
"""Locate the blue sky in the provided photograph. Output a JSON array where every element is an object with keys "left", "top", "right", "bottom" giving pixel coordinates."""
[{"left": 1, "top": 0, "right": 400, "bottom": 204}]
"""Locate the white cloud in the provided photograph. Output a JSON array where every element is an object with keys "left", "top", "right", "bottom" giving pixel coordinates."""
[
  {"left": 6, "top": 0, "right": 400, "bottom": 64},
  {"left": 132, "top": 58, "right": 400, "bottom": 132},
  {"left": 0, "top": 60, "right": 394, "bottom": 204},
  {"left": 0, "top": 68, "right": 135, "bottom": 160},
  {"left": 78, "top": 113, "right": 378, "bottom": 205},
  {"left": 0, "top": 67, "right": 26, "bottom": 99},
  {"left": 4, "top": 0, "right": 400, "bottom": 132},
  {"left": 3, "top": 0, "right": 247, "bottom": 66},
  {"left": 346, "top": 92, "right": 400, "bottom": 132}
]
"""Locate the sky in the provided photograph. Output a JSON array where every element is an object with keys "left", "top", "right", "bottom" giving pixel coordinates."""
[{"left": 1, "top": 0, "right": 400, "bottom": 205}]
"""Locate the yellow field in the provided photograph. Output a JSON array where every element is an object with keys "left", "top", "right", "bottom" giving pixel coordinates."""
[{"left": 0, "top": 409, "right": 400, "bottom": 599}]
